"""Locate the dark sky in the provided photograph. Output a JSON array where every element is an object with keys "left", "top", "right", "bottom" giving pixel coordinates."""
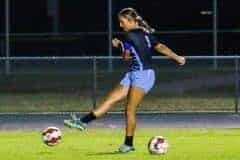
[
  {"left": 0, "top": 0, "right": 239, "bottom": 56},
  {"left": 0, "top": 0, "right": 238, "bottom": 33}
]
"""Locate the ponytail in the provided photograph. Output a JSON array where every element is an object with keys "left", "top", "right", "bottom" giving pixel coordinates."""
[
  {"left": 119, "top": 8, "right": 155, "bottom": 33},
  {"left": 136, "top": 16, "right": 155, "bottom": 33}
]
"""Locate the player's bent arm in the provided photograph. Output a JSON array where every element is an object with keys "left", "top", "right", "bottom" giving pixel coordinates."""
[
  {"left": 121, "top": 50, "right": 132, "bottom": 61},
  {"left": 112, "top": 38, "right": 132, "bottom": 61},
  {"left": 118, "top": 41, "right": 132, "bottom": 61},
  {"left": 154, "top": 43, "right": 185, "bottom": 65}
]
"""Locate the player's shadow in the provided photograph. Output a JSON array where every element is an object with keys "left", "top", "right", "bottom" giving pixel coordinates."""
[
  {"left": 38, "top": 151, "right": 52, "bottom": 155},
  {"left": 86, "top": 151, "right": 123, "bottom": 156}
]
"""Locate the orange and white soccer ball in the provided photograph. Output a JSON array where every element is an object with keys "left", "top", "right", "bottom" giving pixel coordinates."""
[
  {"left": 42, "top": 126, "right": 62, "bottom": 146},
  {"left": 148, "top": 136, "right": 168, "bottom": 154}
]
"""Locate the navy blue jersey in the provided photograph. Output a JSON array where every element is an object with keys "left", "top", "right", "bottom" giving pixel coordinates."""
[{"left": 121, "top": 28, "right": 159, "bottom": 71}]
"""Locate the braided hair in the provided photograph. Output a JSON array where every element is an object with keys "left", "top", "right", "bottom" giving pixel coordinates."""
[{"left": 118, "top": 7, "right": 155, "bottom": 33}]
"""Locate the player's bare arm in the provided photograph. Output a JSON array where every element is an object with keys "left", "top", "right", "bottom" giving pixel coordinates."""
[
  {"left": 154, "top": 43, "right": 186, "bottom": 65},
  {"left": 112, "top": 38, "right": 132, "bottom": 61}
]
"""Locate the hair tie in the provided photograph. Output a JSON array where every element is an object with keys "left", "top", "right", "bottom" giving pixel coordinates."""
[{"left": 136, "top": 16, "right": 142, "bottom": 21}]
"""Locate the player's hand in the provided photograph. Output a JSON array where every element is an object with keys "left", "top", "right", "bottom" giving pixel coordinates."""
[
  {"left": 177, "top": 56, "right": 186, "bottom": 66},
  {"left": 112, "top": 38, "right": 122, "bottom": 48},
  {"left": 122, "top": 51, "right": 132, "bottom": 61}
]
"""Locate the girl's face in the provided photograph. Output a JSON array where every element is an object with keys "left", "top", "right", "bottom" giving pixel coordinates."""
[{"left": 118, "top": 16, "right": 137, "bottom": 32}]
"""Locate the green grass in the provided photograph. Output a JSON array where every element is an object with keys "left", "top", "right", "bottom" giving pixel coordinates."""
[{"left": 0, "top": 128, "right": 240, "bottom": 160}]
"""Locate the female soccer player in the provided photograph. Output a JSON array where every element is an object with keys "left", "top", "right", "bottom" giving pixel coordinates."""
[{"left": 64, "top": 7, "right": 185, "bottom": 153}]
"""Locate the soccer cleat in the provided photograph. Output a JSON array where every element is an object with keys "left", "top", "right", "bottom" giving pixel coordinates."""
[
  {"left": 70, "top": 113, "right": 79, "bottom": 121},
  {"left": 118, "top": 144, "right": 135, "bottom": 153},
  {"left": 63, "top": 119, "right": 87, "bottom": 131}
]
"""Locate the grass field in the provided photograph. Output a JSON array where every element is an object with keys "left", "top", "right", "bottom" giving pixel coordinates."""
[{"left": 0, "top": 128, "right": 240, "bottom": 160}]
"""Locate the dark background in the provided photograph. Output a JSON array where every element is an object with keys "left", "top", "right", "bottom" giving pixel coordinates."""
[{"left": 0, "top": 0, "right": 239, "bottom": 56}]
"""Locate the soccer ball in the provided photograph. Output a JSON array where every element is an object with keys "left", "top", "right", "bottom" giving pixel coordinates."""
[
  {"left": 148, "top": 136, "right": 168, "bottom": 154},
  {"left": 42, "top": 126, "right": 62, "bottom": 146}
]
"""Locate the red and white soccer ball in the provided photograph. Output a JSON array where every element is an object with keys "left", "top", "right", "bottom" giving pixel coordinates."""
[
  {"left": 148, "top": 136, "right": 168, "bottom": 155},
  {"left": 42, "top": 126, "right": 62, "bottom": 146}
]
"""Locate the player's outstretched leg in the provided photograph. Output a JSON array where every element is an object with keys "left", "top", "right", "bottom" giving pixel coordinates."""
[{"left": 64, "top": 85, "right": 129, "bottom": 130}]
